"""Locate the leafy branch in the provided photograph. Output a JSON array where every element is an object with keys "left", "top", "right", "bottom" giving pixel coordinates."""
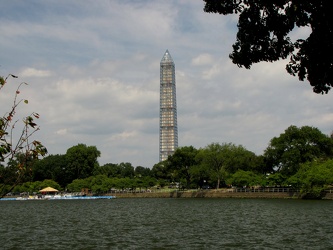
[{"left": 0, "top": 74, "right": 47, "bottom": 198}]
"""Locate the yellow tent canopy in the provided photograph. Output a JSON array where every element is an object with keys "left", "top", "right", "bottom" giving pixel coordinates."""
[{"left": 39, "top": 187, "right": 58, "bottom": 193}]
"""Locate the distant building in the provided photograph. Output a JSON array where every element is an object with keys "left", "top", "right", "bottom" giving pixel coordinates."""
[{"left": 159, "top": 50, "right": 178, "bottom": 162}]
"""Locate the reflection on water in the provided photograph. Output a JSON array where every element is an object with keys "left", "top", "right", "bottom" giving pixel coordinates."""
[{"left": 0, "top": 198, "right": 332, "bottom": 249}]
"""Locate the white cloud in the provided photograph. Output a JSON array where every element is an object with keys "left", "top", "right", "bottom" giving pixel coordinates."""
[
  {"left": 20, "top": 68, "right": 52, "bottom": 78},
  {"left": 56, "top": 128, "right": 68, "bottom": 136},
  {"left": 191, "top": 53, "right": 214, "bottom": 66}
]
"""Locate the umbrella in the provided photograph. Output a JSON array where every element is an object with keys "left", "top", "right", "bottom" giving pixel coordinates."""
[{"left": 39, "top": 187, "right": 58, "bottom": 193}]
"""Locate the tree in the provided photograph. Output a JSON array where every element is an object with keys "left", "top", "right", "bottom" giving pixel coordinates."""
[
  {"left": 65, "top": 144, "right": 100, "bottom": 182},
  {"left": 189, "top": 162, "right": 211, "bottom": 189},
  {"left": 119, "top": 162, "right": 135, "bottom": 178},
  {"left": 203, "top": 0, "right": 333, "bottom": 94},
  {"left": 134, "top": 166, "right": 152, "bottom": 177},
  {"left": 227, "top": 170, "right": 265, "bottom": 187},
  {"left": 114, "top": 177, "right": 133, "bottom": 191},
  {"left": 91, "top": 175, "right": 111, "bottom": 194},
  {"left": 141, "top": 176, "right": 157, "bottom": 190},
  {"left": 94, "top": 163, "right": 122, "bottom": 178},
  {"left": 266, "top": 172, "right": 287, "bottom": 187},
  {"left": 286, "top": 159, "right": 333, "bottom": 198},
  {"left": 167, "top": 146, "right": 199, "bottom": 189},
  {"left": 197, "top": 142, "right": 258, "bottom": 188},
  {"left": 67, "top": 177, "right": 92, "bottom": 192},
  {"left": 32, "top": 154, "right": 68, "bottom": 187},
  {"left": 197, "top": 143, "right": 235, "bottom": 189},
  {"left": 222, "top": 145, "right": 258, "bottom": 174},
  {"left": 12, "top": 179, "right": 61, "bottom": 194},
  {"left": 151, "top": 161, "right": 170, "bottom": 181},
  {"left": 251, "top": 155, "right": 271, "bottom": 175},
  {"left": 39, "top": 179, "right": 61, "bottom": 191},
  {"left": 0, "top": 74, "right": 47, "bottom": 197},
  {"left": 6, "top": 152, "right": 36, "bottom": 183},
  {"left": 264, "top": 125, "right": 333, "bottom": 176}
]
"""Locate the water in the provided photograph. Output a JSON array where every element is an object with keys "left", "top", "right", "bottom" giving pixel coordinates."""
[{"left": 0, "top": 198, "right": 332, "bottom": 249}]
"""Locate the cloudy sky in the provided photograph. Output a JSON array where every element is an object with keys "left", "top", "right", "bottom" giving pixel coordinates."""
[{"left": 1, "top": 0, "right": 332, "bottom": 168}]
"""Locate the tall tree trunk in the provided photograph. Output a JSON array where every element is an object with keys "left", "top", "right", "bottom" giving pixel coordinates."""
[{"left": 216, "top": 177, "right": 220, "bottom": 189}]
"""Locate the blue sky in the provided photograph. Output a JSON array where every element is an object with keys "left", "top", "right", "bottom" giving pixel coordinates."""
[{"left": 1, "top": 0, "right": 332, "bottom": 168}]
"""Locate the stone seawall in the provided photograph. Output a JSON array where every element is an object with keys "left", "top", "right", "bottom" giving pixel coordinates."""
[
  {"left": 112, "top": 190, "right": 300, "bottom": 199},
  {"left": 323, "top": 192, "right": 333, "bottom": 200},
  {"left": 112, "top": 190, "right": 333, "bottom": 199}
]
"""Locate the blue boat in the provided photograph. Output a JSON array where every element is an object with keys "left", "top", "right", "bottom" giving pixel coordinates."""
[{"left": 0, "top": 195, "right": 116, "bottom": 201}]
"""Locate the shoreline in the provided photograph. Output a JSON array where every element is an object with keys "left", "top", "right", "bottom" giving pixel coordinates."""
[
  {"left": 110, "top": 190, "right": 333, "bottom": 200},
  {"left": 4, "top": 189, "right": 333, "bottom": 200}
]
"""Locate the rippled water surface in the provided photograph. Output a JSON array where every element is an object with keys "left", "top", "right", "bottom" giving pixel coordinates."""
[{"left": 0, "top": 198, "right": 332, "bottom": 249}]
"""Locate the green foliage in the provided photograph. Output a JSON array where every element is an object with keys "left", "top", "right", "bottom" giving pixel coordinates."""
[
  {"left": 13, "top": 179, "right": 61, "bottom": 193},
  {"left": 134, "top": 166, "right": 152, "bottom": 177},
  {"left": 223, "top": 145, "right": 258, "bottom": 174},
  {"left": 66, "top": 175, "right": 157, "bottom": 193},
  {"left": 197, "top": 142, "right": 257, "bottom": 188},
  {"left": 91, "top": 175, "right": 112, "bottom": 194},
  {"left": 94, "top": 163, "right": 122, "bottom": 178},
  {"left": 167, "top": 146, "right": 199, "bottom": 189},
  {"left": 0, "top": 162, "right": 19, "bottom": 188},
  {"left": 157, "top": 178, "right": 168, "bottom": 188},
  {"left": 32, "top": 154, "right": 68, "bottom": 186},
  {"left": 251, "top": 155, "right": 271, "bottom": 175},
  {"left": 144, "top": 176, "right": 157, "bottom": 188},
  {"left": 151, "top": 161, "right": 170, "bottom": 180},
  {"left": 119, "top": 162, "right": 135, "bottom": 178},
  {"left": 39, "top": 179, "right": 61, "bottom": 190},
  {"left": 266, "top": 172, "right": 287, "bottom": 187},
  {"left": 67, "top": 177, "right": 93, "bottom": 192},
  {"left": 93, "top": 162, "right": 135, "bottom": 179},
  {"left": 132, "top": 175, "right": 157, "bottom": 191},
  {"left": 2, "top": 118, "right": 332, "bottom": 199},
  {"left": 189, "top": 163, "right": 211, "bottom": 189},
  {"left": 286, "top": 160, "right": 333, "bottom": 198},
  {"left": 227, "top": 170, "right": 265, "bottom": 187},
  {"left": 196, "top": 143, "right": 233, "bottom": 188},
  {"left": 65, "top": 144, "right": 100, "bottom": 180},
  {"left": 114, "top": 177, "right": 133, "bottom": 191},
  {"left": 203, "top": 0, "right": 333, "bottom": 94},
  {"left": 264, "top": 125, "right": 333, "bottom": 176}
]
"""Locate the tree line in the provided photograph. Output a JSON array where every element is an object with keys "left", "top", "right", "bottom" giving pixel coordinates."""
[{"left": 1, "top": 125, "right": 333, "bottom": 198}]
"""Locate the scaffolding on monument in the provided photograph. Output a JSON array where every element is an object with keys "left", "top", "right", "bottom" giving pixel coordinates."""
[{"left": 159, "top": 50, "right": 178, "bottom": 162}]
